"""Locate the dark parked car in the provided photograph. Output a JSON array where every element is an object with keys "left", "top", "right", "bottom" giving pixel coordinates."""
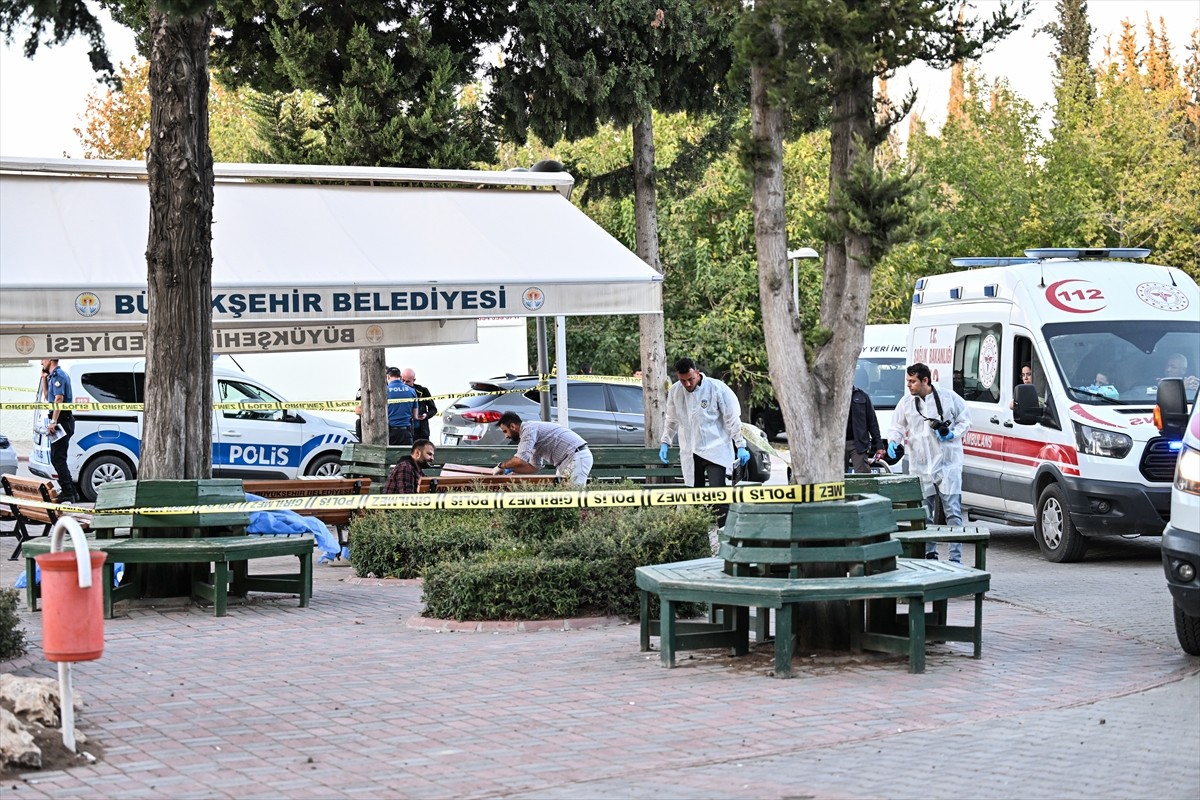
[
  {"left": 441, "top": 374, "right": 772, "bottom": 482},
  {"left": 441, "top": 375, "right": 645, "bottom": 447}
]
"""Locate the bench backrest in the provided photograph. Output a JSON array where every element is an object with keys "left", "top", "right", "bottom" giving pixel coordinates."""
[
  {"left": 844, "top": 475, "right": 928, "bottom": 529},
  {"left": 417, "top": 474, "right": 559, "bottom": 493},
  {"left": 2, "top": 475, "right": 59, "bottom": 524},
  {"left": 341, "top": 443, "right": 685, "bottom": 491},
  {"left": 91, "top": 479, "right": 249, "bottom": 531},
  {"left": 720, "top": 494, "right": 902, "bottom": 578},
  {"left": 243, "top": 478, "right": 370, "bottom": 524}
]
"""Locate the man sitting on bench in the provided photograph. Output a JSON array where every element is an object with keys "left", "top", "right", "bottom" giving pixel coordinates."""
[{"left": 384, "top": 439, "right": 437, "bottom": 494}]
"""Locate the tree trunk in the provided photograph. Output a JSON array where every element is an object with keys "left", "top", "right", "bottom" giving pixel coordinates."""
[
  {"left": 140, "top": 3, "right": 215, "bottom": 597},
  {"left": 811, "top": 53, "right": 876, "bottom": 478},
  {"left": 632, "top": 110, "right": 668, "bottom": 446},
  {"left": 750, "top": 37, "right": 879, "bottom": 651},
  {"left": 360, "top": 348, "right": 388, "bottom": 445}
]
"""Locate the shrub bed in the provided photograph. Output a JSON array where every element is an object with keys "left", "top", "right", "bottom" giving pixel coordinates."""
[
  {"left": 0, "top": 588, "right": 27, "bottom": 660},
  {"left": 349, "top": 483, "right": 714, "bottom": 620}
]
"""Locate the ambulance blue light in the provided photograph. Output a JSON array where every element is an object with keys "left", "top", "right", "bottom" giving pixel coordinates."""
[
  {"left": 915, "top": 278, "right": 927, "bottom": 290},
  {"left": 950, "top": 287, "right": 962, "bottom": 300},
  {"left": 984, "top": 285, "right": 998, "bottom": 297},
  {"left": 913, "top": 292, "right": 923, "bottom": 305},
  {"left": 1169, "top": 441, "right": 1183, "bottom": 452}
]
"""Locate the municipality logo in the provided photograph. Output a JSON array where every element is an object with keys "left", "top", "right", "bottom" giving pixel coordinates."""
[
  {"left": 75, "top": 292, "right": 101, "bottom": 318},
  {"left": 521, "top": 287, "right": 545, "bottom": 311}
]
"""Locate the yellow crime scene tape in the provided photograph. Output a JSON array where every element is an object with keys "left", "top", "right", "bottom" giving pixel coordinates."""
[
  {"left": 0, "top": 386, "right": 543, "bottom": 414},
  {"left": 0, "top": 385, "right": 36, "bottom": 393},
  {"left": 540, "top": 373, "right": 640, "bottom": 385},
  {"left": 6, "top": 482, "right": 844, "bottom": 516}
]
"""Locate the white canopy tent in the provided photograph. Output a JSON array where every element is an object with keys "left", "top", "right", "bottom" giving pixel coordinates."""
[{"left": 0, "top": 158, "right": 663, "bottom": 361}]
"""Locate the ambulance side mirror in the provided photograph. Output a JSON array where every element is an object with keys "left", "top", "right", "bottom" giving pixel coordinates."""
[
  {"left": 1154, "top": 378, "right": 1188, "bottom": 440},
  {"left": 1012, "top": 383, "right": 1042, "bottom": 425}
]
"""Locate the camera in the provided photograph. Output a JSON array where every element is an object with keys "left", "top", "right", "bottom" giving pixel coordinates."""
[{"left": 928, "top": 419, "right": 951, "bottom": 437}]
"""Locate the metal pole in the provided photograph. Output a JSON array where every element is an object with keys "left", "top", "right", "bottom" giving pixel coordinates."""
[
  {"left": 59, "top": 663, "right": 76, "bottom": 753},
  {"left": 536, "top": 317, "right": 551, "bottom": 422},
  {"left": 555, "top": 316, "right": 569, "bottom": 428}
]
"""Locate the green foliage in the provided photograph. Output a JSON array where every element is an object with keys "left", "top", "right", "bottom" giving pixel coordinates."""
[
  {"left": 0, "top": 588, "right": 27, "bottom": 661},
  {"left": 415, "top": 497, "right": 711, "bottom": 621},
  {"left": 348, "top": 509, "right": 500, "bottom": 579},
  {"left": 499, "top": 505, "right": 581, "bottom": 544},
  {"left": 422, "top": 556, "right": 591, "bottom": 621},
  {"left": 213, "top": 1, "right": 502, "bottom": 168},
  {"left": 487, "top": 0, "right": 738, "bottom": 147}
]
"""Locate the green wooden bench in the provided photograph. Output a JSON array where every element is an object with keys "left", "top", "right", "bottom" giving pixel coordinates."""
[
  {"left": 638, "top": 494, "right": 990, "bottom": 677},
  {"left": 638, "top": 555, "right": 989, "bottom": 676},
  {"left": 340, "top": 443, "right": 686, "bottom": 491},
  {"left": 844, "top": 475, "right": 990, "bottom": 569},
  {"left": 21, "top": 534, "right": 314, "bottom": 618}
]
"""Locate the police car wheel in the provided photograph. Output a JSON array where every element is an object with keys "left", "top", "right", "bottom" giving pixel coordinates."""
[
  {"left": 80, "top": 454, "right": 135, "bottom": 502},
  {"left": 305, "top": 453, "right": 342, "bottom": 478}
]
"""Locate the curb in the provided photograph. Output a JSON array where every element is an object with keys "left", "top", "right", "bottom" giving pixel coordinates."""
[{"left": 404, "top": 614, "right": 629, "bottom": 633}]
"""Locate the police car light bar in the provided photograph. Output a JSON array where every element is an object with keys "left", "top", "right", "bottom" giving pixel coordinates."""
[
  {"left": 949, "top": 257, "right": 1040, "bottom": 268},
  {"left": 1024, "top": 248, "right": 1151, "bottom": 260}
]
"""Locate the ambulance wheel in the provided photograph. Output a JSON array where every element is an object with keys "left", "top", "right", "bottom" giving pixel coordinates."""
[
  {"left": 305, "top": 453, "right": 342, "bottom": 478},
  {"left": 1174, "top": 602, "right": 1200, "bottom": 656},
  {"left": 80, "top": 455, "right": 136, "bottom": 502},
  {"left": 1034, "top": 483, "right": 1088, "bottom": 563}
]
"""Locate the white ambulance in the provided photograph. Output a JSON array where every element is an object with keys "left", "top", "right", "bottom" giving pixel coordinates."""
[
  {"left": 30, "top": 359, "right": 357, "bottom": 500},
  {"left": 907, "top": 248, "right": 1199, "bottom": 562}
]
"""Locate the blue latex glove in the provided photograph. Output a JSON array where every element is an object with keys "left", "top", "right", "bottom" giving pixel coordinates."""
[
  {"left": 737, "top": 447, "right": 750, "bottom": 466},
  {"left": 659, "top": 443, "right": 669, "bottom": 464},
  {"left": 886, "top": 441, "right": 898, "bottom": 460},
  {"left": 937, "top": 430, "right": 956, "bottom": 442}
]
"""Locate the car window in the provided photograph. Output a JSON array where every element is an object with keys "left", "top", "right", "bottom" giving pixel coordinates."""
[
  {"left": 80, "top": 371, "right": 144, "bottom": 404},
  {"left": 219, "top": 379, "right": 286, "bottom": 421},
  {"left": 611, "top": 385, "right": 643, "bottom": 414},
  {"left": 550, "top": 383, "right": 609, "bottom": 412}
]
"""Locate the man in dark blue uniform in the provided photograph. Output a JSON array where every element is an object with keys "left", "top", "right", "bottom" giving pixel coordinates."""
[
  {"left": 40, "top": 357, "right": 79, "bottom": 502},
  {"left": 385, "top": 366, "right": 418, "bottom": 446}
]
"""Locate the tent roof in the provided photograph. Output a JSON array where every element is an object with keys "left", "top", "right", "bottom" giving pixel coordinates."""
[{"left": 0, "top": 158, "right": 662, "bottom": 335}]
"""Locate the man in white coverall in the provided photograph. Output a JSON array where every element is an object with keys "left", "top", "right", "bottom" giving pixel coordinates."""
[
  {"left": 886, "top": 362, "right": 972, "bottom": 563},
  {"left": 660, "top": 357, "right": 750, "bottom": 526}
]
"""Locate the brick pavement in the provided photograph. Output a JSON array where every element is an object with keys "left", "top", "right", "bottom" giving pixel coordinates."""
[{"left": 1, "top": 521, "right": 1197, "bottom": 799}]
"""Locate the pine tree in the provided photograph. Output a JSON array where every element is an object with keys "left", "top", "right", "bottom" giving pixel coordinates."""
[{"left": 486, "top": 0, "right": 738, "bottom": 445}]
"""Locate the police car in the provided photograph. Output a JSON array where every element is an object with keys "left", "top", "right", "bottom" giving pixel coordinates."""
[{"left": 30, "top": 359, "right": 357, "bottom": 500}]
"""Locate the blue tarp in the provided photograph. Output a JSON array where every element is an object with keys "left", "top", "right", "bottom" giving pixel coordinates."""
[{"left": 245, "top": 493, "right": 339, "bottom": 557}]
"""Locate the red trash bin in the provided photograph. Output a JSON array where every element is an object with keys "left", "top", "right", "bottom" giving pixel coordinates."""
[{"left": 34, "top": 551, "right": 107, "bottom": 662}]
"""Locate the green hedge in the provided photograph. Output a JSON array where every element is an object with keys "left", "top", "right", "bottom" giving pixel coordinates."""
[
  {"left": 422, "top": 557, "right": 592, "bottom": 620},
  {"left": 348, "top": 509, "right": 500, "bottom": 578},
  {"left": 0, "top": 588, "right": 27, "bottom": 661},
  {"left": 350, "top": 484, "right": 712, "bottom": 620}
]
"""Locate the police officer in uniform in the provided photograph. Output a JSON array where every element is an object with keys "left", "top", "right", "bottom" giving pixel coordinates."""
[
  {"left": 39, "top": 358, "right": 79, "bottom": 503},
  {"left": 385, "top": 366, "right": 418, "bottom": 446}
]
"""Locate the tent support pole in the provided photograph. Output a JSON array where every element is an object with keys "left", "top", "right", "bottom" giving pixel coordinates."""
[
  {"left": 536, "top": 317, "right": 551, "bottom": 422},
  {"left": 555, "top": 316, "right": 569, "bottom": 429}
]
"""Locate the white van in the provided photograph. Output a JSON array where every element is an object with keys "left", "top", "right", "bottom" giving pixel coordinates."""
[
  {"left": 752, "top": 324, "right": 909, "bottom": 451},
  {"left": 30, "top": 359, "right": 357, "bottom": 500},
  {"left": 907, "top": 248, "right": 1199, "bottom": 562}
]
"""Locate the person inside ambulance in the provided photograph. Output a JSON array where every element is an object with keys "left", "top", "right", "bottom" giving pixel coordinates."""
[
  {"left": 1161, "top": 353, "right": 1200, "bottom": 394},
  {"left": 1080, "top": 371, "right": 1120, "bottom": 400},
  {"left": 885, "top": 363, "right": 971, "bottom": 563}
]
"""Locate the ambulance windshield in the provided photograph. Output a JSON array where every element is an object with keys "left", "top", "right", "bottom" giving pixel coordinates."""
[
  {"left": 1044, "top": 320, "right": 1200, "bottom": 405},
  {"left": 856, "top": 357, "right": 907, "bottom": 410}
]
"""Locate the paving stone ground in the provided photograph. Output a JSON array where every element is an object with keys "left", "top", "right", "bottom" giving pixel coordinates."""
[{"left": 1, "top": 518, "right": 1197, "bottom": 799}]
